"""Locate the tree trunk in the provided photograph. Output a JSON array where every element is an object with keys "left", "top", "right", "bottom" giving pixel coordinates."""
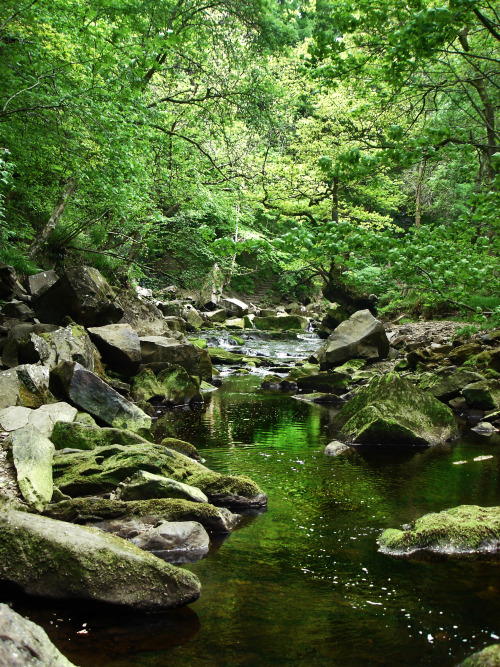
[{"left": 28, "top": 178, "right": 77, "bottom": 257}]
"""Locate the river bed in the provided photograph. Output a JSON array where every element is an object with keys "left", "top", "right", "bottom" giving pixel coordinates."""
[{"left": 7, "top": 332, "right": 500, "bottom": 666}]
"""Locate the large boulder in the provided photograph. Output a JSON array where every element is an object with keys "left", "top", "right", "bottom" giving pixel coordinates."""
[
  {"left": 0, "top": 402, "right": 77, "bottom": 438},
  {"left": 44, "top": 496, "right": 238, "bottom": 533},
  {"left": 50, "top": 361, "right": 151, "bottom": 433},
  {"left": 462, "top": 380, "right": 500, "bottom": 411},
  {"left": 28, "top": 270, "right": 59, "bottom": 298},
  {"left": 0, "top": 509, "right": 200, "bottom": 610},
  {"left": 296, "top": 370, "right": 350, "bottom": 394},
  {"left": 128, "top": 521, "right": 209, "bottom": 562},
  {"left": 316, "top": 310, "right": 390, "bottom": 370},
  {"left": 50, "top": 421, "right": 148, "bottom": 451},
  {"left": 220, "top": 297, "right": 248, "bottom": 317},
  {"left": 117, "top": 471, "right": 209, "bottom": 503},
  {"left": 379, "top": 505, "right": 500, "bottom": 555},
  {"left": 8, "top": 425, "right": 55, "bottom": 511},
  {"left": 333, "top": 372, "right": 458, "bottom": 445},
  {"left": 418, "top": 368, "right": 486, "bottom": 402},
  {"left": 461, "top": 644, "right": 500, "bottom": 666},
  {"left": 139, "top": 337, "right": 200, "bottom": 375},
  {"left": 0, "top": 603, "right": 75, "bottom": 667},
  {"left": 204, "top": 308, "right": 227, "bottom": 323},
  {"left": 32, "top": 266, "right": 123, "bottom": 327},
  {"left": 87, "top": 323, "right": 141, "bottom": 375},
  {"left": 52, "top": 442, "right": 267, "bottom": 508},
  {"left": 131, "top": 366, "right": 202, "bottom": 406},
  {"left": 0, "top": 364, "right": 54, "bottom": 410},
  {"left": 0, "top": 262, "right": 28, "bottom": 300}
]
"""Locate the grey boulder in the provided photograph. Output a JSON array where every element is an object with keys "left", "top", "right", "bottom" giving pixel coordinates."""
[
  {"left": 8, "top": 425, "right": 55, "bottom": 511},
  {"left": 88, "top": 323, "right": 142, "bottom": 375}
]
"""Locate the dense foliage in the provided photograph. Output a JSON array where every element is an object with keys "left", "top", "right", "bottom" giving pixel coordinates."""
[{"left": 1, "top": 0, "right": 499, "bottom": 321}]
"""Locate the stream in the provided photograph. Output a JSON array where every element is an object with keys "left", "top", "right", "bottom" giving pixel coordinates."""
[{"left": 7, "top": 331, "right": 500, "bottom": 666}]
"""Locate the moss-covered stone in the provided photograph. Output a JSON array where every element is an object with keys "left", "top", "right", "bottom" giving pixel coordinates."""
[
  {"left": 207, "top": 347, "right": 264, "bottom": 367},
  {"left": 188, "top": 338, "right": 207, "bottom": 350},
  {"left": 44, "top": 497, "right": 237, "bottom": 533},
  {"left": 333, "top": 372, "right": 458, "bottom": 445},
  {"left": 117, "top": 470, "right": 209, "bottom": 504},
  {"left": 253, "top": 315, "right": 308, "bottom": 331},
  {"left": 417, "top": 368, "right": 486, "bottom": 402},
  {"left": 161, "top": 437, "right": 200, "bottom": 461},
  {"left": 52, "top": 442, "right": 267, "bottom": 508},
  {"left": 51, "top": 421, "right": 150, "bottom": 450},
  {"left": 0, "top": 509, "right": 200, "bottom": 611},
  {"left": 379, "top": 505, "right": 500, "bottom": 555},
  {"left": 462, "top": 380, "right": 500, "bottom": 410},
  {"left": 296, "top": 370, "right": 350, "bottom": 394},
  {"left": 461, "top": 644, "right": 500, "bottom": 666},
  {"left": 131, "top": 366, "right": 202, "bottom": 405}
]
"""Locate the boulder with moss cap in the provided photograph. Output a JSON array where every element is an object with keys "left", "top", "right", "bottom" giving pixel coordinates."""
[
  {"left": 379, "top": 505, "right": 500, "bottom": 555},
  {"left": 333, "top": 371, "right": 458, "bottom": 445}
]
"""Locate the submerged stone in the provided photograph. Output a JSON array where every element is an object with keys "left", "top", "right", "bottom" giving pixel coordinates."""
[
  {"left": 379, "top": 505, "right": 500, "bottom": 555},
  {"left": 0, "top": 509, "right": 200, "bottom": 610},
  {"left": 333, "top": 372, "right": 458, "bottom": 445}
]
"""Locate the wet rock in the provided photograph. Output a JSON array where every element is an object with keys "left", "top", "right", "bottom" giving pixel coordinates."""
[
  {"left": 225, "top": 317, "right": 246, "bottom": 330},
  {"left": 131, "top": 366, "right": 202, "bottom": 405},
  {"left": 462, "top": 380, "right": 500, "bottom": 411},
  {"left": 0, "top": 603, "right": 75, "bottom": 666},
  {"left": 28, "top": 270, "right": 59, "bottom": 298},
  {"left": 0, "top": 509, "right": 200, "bottom": 610},
  {"left": 471, "top": 421, "right": 498, "bottom": 435},
  {"left": 0, "top": 364, "right": 54, "bottom": 410},
  {"left": 379, "top": 505, "right": 500, "bottom": 555},
  {"left": 87, "top": 323, "right": 141, "bottom": 375},
  {"left": 449, "top": 396, "right": 469, "bottom": 412},
  {"left": 8, "top": 424, "right": 55, "bottom": 511},
  {"left": 0, "top": 402, "right": 77, "bottom": 438},
  {"left": 197, "top": 347, "right": 213, "bottom": 381},
  {"left": 52, "top": 442, "right": 266, "bottom": 508},
  {"left": 296, "top": 370, "right": 350, "bottom": 394},
  {"left": 50, "top": 361, "right": 151, "bottom": 433},
  {"left": 294, "top": 392, "right": 344, "bottom": 404},
  {"left": 139, "top": 336, "right": 200, "bottom": 375},
  {"left": 324, "top": 441, "right": 353, "bottom": 456},
  {"left": 160, "top": 438, "right": 201, "bottom": 461},
  {"left": 130, "top": 521, "right": 209, "bottom": 562},
  {"left": 333, "top": 372, "right": 458, "bottom": 445},
  {"left": 316, "top": 310, "right": 390, "bottom": 370},
  {"left": 253, "top": 315, "right": 308, "bottom": 331},
  {"left": 260, "top": 374, "right": 282, "bottom": 389},
  {"left": 162, "top": 316, "right": 186, "bottom": 333},
  {"left": 207, "top": 347, "right": 263, "bottom": 367},
  {"left": 32, "top": 266, "right": 123, "bottom": 327},
  {"left": 460, "top": 644, "right": 500, "bottom": 666},
  {"left": 45, "top": 497, "right": 238, "bottom": 533},
  {"left": 184, "top": 307, "right": 204, "bottom": 331},
  {"left": 117, "top": 470, "right": 209, "bottom": 503},
  {"left": 204, "top": 308, "right": 228, "bottom": 323}
]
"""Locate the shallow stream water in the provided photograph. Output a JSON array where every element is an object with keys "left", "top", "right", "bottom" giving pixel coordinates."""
[{"left": 8, "top": 332, "right": 500, "bottom": 666}]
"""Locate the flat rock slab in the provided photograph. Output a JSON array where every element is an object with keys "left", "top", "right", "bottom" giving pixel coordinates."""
[
  {"left": 0, "top": 509, "right": 200, "bottom": 611},
  {"left": 51, "top": 361, "right": 151, "bottom": 433},
  {"left": 0, "top": 603, "right": 75, "bottom": 666},
  {"left": 9, "top": 424, "right": 55, "bottom": 511},
  {"left": 379, "top": 505, "right": 500, "bottom": 555},
  {"left": 139, "top": 337, "right": 200, "bottom": 375}
]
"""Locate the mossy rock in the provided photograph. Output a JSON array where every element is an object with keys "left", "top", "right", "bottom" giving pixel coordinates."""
[
  {"left": 379, "top": 505, "right": 500, "bottom": 555},
  {"left": 333, "top": 372, "right": 458, "bottom": 445},
  {"left": 253, "top": 315, "right": 308, "bottom": 331},
  {"left": 334, "top": 358, "right": 367, "bottom": 375},
  {"left": 461, "top": 644, "right": 500, "bottom": 666},
  {"left": 52, "top": 443, "right": 266, "bottom": 508},
  {"left": 131, "top": 366, "right": 202, "bottom": 405},
  {"left": 417, "top": 368, "right": 485, "bottom": 402},
  {"left": 188, "top": 338, "right": 207, "bottom": 349},
  {"left": 296, "top": 370, "right": 350, "bottom": 394},
  {"left": 51, "top": 421, "right": 150, "bottom": 451},
  {"left": 160, "top": 437, "right": 200, "bottom": 461},
  {"left": 462, "top": 380, "right": 500, "bottom": 411},
  {"left": 284, "top": 363, "right": 320, "bottom": 383},
  {"left": 44, "top": 497, "right": 237, "bottom": 533}
]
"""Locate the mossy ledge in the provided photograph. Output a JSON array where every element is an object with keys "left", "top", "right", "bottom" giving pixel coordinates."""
[{"left": 379, "top": 505, "right": 500, "bottom": 556}]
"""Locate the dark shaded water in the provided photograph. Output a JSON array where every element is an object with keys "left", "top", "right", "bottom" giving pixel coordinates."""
[{"left": 8, "top": 335, "right": 500, "bottom": 666}]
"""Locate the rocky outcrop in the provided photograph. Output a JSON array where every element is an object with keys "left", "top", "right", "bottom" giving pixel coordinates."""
[
  {"left": 316, "top": 310, "right": 389, "bottom": 370},
  {"left": 87, "top": 323, "right": 142, "bottom": 375},
  {"left": 379, "top": 505, "right": 500, "bottom": 555},
  {"left": 333, "top": 372, "right": 458, "bottom": 445},
  {"left": 50, "top": 361, "right": 151, "bottom": 433},
  {"left": 32, "top": 266, "right": 123, "bottom": 327},
  {"left": 52, "top": 441, "right": 267, "bottom": 508},
  {"left": 0, "top": 603, "right": 75, "bottom": 667},
  {"left": 0, "top": 509, "right": 200, "bottom": 610},
  {"left": 131, "top": 366, "right": 202, "bottom": 406}
]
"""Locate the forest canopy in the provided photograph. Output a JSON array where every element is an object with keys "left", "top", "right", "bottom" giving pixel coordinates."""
[{"left": 1, "top": 0, "right": 499, "bottom": 322}]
